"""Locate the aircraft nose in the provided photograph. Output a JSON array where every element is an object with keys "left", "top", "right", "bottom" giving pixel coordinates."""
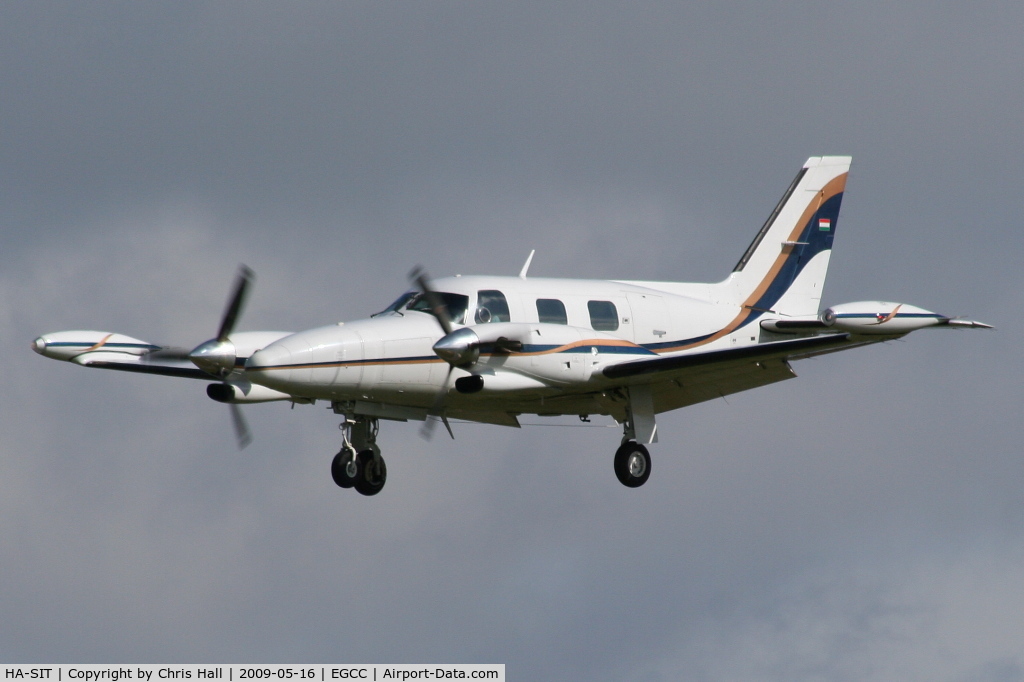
[
  {"left": 247, "top": 343, "right": 292, "bottom": 372},
  {"left": 31, "top": 336, "right": 46, "bottom": 355},
  {"left": 246, "top": 340, "right": 312, "bottom": 393}
]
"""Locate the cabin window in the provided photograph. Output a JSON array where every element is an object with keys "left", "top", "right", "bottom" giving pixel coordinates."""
[
  {"left": 475, "top": 290, "right": 510, "bottom": 324},
  {"left": 407, "top": 292, "right": 469, "bottom": 325},
  {"left": 536, "top": 298, "right": 567, "bottom": 325},
  {"left": 588, "top": 300, "right": 619, "bottom": 331}
]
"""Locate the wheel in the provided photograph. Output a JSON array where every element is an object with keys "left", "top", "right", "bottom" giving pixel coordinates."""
[
  {"left": 331, "top": 449, "right": 358, "bottom": 488},
  {"left": 614, "top": 441, "right": 651, "bottom": 488},
  {"left": 353, "top": 449, "right": 387, "bottom": 496}
]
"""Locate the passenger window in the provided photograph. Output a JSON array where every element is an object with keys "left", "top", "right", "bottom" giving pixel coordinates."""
[
  {"left": 476, "top": 290, "right": 510, "bottom": 324},
  {"left": 588, "top": 300, "right": 619, "bottom": 331},
  {"left": 536, "top": 299, "right": 567, "bottom": 325}
]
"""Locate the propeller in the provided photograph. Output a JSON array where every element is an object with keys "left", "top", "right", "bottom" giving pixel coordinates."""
[
  {"left": 408, "top": 266, "right": 528, "bottom": 439},
  {"left": 188, "top": 265, "right": 257, "bottom": 449},
  {"left": 189, "top": 265, "right": 255, "bottom": 377},
  {"left": 409, "top": 266, "right": 464, "bottom": 440}
]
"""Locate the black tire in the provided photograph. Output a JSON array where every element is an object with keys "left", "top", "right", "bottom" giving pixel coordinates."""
[
  {"left": 354, "top": 449, "right": 387, "bottom": 496},
  {"left": 331, "top": 450, "right": 357, "bottom": 488},
  {"left": 614, "top": 441, "right": 651, "bottom": 488}
]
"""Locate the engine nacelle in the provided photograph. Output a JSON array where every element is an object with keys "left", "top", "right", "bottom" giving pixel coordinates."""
[
  {"left": 821, "top": 301, "right": 947, "bottom": 335},
  {"left": 207, "top": 382, "right": 308, "bottom": 404},
  {"left": 454, "top": 370, "right": 550, "bottom": 394}
]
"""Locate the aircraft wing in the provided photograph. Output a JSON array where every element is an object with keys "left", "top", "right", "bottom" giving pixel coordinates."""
[
  {"left": 33, "top": 330, "right": 296, "bottom": 381},
  {"left": 78, "top": 348, "right": 216, "bottom": 380},
  {"left": 32, "top": 332, "right": 204, "bottom": 380},
  {"left": 32, "top": 331, "right": 214, "bottom": 379},
  {"left": 62, "top": 346, "right": 216, "bottom": 376},
  {"left": 601, "top": 333, "right": 876, "bottom": 413}
]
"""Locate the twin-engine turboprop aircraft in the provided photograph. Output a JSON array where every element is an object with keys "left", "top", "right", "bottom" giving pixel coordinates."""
[{"left": 33, "top": 156, "right": 990, "bottom": 496}]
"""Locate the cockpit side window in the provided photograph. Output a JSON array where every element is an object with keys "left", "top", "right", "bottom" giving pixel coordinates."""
[
  {"left": 475, "top": 290, "right": 510, "bottom": 324},
  {"left": 407, "top": 292, "right": 470, "bottom": 325},
  {"left": 536, "top": 298, "right": 567, "bottom": 325}
]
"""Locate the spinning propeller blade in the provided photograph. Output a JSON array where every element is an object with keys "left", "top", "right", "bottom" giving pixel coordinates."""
[
  {"left": 409, "top": 266, "right": 453, "bottom": 336},
  {"left": 230, "top": 402, "right": 253, "bottom": 450},
  {"left": 420, "top": 364, "right": 456, "bottom": 441},
  {"left": 217, "top": 265, "right": 254, "bottom": 342}
]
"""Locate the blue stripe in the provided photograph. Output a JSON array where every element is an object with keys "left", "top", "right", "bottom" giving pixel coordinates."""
[
  {"left": 746, "top": 191, "right": 842, "bottom": 316},
  {"left": 642, "top": 332, "right": 716, "bottom": 352},
  {"left": 516, "top": 343, "right": 657, "bottom": 356},
  {"left": 49, "top": 341, "right": 162, "bottom": 351},
  {"left": 835, "top": 313, "right": 941, "bottom": 320}
]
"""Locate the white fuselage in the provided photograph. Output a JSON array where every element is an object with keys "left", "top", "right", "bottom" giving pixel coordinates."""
[{"left": 244, "top": 275, "right": 745, "bottom": 416}]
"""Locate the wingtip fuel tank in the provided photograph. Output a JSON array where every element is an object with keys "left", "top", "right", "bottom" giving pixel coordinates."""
[{"left": 820, "top": 301, "right": 990, "bottom": 335}]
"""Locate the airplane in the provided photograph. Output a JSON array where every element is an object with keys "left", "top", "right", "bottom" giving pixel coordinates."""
[{"left": 33, "top": 156, "right": 991, "bottom": 496}]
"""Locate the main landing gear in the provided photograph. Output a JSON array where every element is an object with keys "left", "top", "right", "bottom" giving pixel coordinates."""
[
  {"left": 613, "top": 385, "right": 655, "bottom": 488},
  {"left": 331, "top": 416, "right": 387, "bottom": 496},
  {"left": 614, "top": 441, "right": 651, "bottom": 488}
]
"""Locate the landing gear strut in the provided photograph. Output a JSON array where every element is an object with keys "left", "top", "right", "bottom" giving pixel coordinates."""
[{"left": 331, "top": 416, "right": 387, "bottom": 496}]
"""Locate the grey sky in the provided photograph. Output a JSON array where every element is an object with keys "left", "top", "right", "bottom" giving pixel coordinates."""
[{"left": 2, "top": 2, "right": 1021, "bottom": 679}]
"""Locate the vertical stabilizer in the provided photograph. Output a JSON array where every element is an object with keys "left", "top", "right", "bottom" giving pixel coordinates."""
[{"left": 726, "top": 156, "right": 851, "bottom": 318}]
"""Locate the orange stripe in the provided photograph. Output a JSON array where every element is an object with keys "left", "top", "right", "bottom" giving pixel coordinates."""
[
  {"left": 86, "top": 333, "right": 114, "bottom": 351},
  {"left": 871, "top": 304, "right": 902, "bottom": 325},
  {"left": 513, "top": 338, "right": 645, "bottom": 357}
]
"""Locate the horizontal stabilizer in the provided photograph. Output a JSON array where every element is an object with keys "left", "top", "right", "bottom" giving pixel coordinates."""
[{"left": 945, "top": 319, "right": 993, "bottom": 329}]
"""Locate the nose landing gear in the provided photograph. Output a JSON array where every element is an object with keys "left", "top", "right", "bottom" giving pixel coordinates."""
[
  {"left": 331, "top": 416, "right": 387, "bottom": 496},
  {"left": 330, "top": 449, "right": 358, "bottom": 488},
  {"left": 354, "top": 449, "right": 387, "bottom": 496}
]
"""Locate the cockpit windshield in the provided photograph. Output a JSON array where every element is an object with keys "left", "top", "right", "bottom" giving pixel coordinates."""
[
  {"left": 373, "top": 290, "right": 417, "bottom": 317},
  {"left": 373, "top": 290, "right": 470, "bottom": 325},
  {"left": 407, "top": 292, "right": 470, "bottom": 325}
]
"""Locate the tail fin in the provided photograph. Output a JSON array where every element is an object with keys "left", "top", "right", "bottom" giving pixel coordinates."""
[{"left": 725, "top": 156, "right": 851, "bottom": 317}]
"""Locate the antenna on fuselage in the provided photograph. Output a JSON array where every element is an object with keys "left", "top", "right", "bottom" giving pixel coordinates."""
[{"left": 518, "top": 250, "right": 536, "bottom": 279}]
